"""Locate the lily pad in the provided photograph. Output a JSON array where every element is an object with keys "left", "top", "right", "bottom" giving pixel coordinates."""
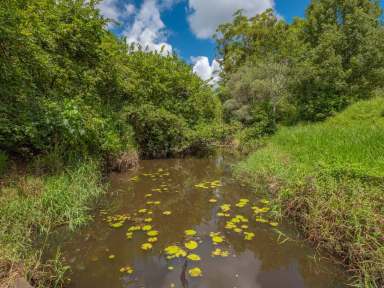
[
  {"left": 147, "top": 230, "right": 159, "bottom": 237},
  {"left": 188, "top": 267, "right": 203, "bottom": 277},
  {"left": 187, "top": 254, "right": 201, "bottom": 261},
  {"left": 141, "top": 243, "right": 153, "bottom": 251},
  {"left": 185, "top": 240, "right": 198, "bottom": 250},
  {"left": 184, "top": 229, "right": 197, "bottom": 236}
]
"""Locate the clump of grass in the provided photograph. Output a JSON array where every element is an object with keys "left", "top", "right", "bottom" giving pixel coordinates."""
[
  {"left": 0, "top": 160, "right": 104, "bottom": 286},
  {"left": 235, "top": 97, "right": 384, "bottom": 287}
]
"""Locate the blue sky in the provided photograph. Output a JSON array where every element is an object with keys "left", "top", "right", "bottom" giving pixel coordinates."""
[{"left": 99, "top": 0, "right": 383, "bottom": 81}]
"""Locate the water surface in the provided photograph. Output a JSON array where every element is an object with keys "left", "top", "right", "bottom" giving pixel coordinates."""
[{"left": 57, "top": 155, "right": 346, "bottom": 288}]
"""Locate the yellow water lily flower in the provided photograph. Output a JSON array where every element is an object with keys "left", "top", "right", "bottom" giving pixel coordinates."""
[
  {"left": 209, "top": 198, "right": 218, "bottom": 203},
  {"left": 141, "top": 243, "right": 153, "bottom": 250},
  {"left": 168, "top": 266, "right": 174, "bottom": 271},
  {"left": 147, "top": 230, "right": 159, "bottom": 237},
  {"left": 188, "top": 267, "right": 202, "bottom": 277},
  {"left": 185, "top": 240, "right": 198, "bottom": 250},
  {"left": 138, "top": 208, "right": 147, "bottom": 213},
  {"left": 187, "top": 253, "right": 201, "bottom": 261},
  {"left": 163, "top": 211, "right": 172, "bottom": 215},
  {"left": 269, "top": 222, "right": 279, "bottom": 227},
  {"left": 144, "top": 218, "right": 153, "bottom": 223},
  {"left": 108, "top": 254, "right": 115, "bottom": 260},
  {"left": 148, "top": 237, "right": 158, "bottom": 243},
  {"left": 184, "top": 229, "right": 197, "bottom": 236}
]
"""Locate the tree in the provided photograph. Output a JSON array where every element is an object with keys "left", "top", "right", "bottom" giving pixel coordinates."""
[{"left": 295, "top": 0, "right": 384, "bottom": 120}]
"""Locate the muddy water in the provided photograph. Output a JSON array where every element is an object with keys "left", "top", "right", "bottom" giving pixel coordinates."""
[{"left": 57, "top": 155, "right": 346, "bottom": 288}]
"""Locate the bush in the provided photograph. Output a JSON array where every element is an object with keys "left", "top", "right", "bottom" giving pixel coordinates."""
[
  {"left": 0, "top": 151, "right": 6, "bottom": 176},
  {"left": 124, "top": 105, "right": 190, "bottom": 158}
]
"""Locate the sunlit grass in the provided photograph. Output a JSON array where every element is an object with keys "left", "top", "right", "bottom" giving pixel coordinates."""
[
  {"left": 236, "top": 97, "right": 384, "bottom": 287},
  {"left": 0, "top": 161, "right": 104, "bottom": 286}
]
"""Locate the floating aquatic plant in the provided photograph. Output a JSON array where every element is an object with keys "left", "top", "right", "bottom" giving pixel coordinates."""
[
  {"left": 211, "top": 248, "right": 229, "bottom": 257},
  {"left": 188, "top": 267, "right": 203, "bottom": 277},
  {"left": 141, "top": 243, "right": 153, "bottom": 250},
  {"left": 164, "top": 245, "right": 187, "bottom": 259},
  {"left": 185, "top": 240, "right": 198, "bottom": 250},
  {"left": 120, "top": 266, "right": 134, "bottom": 274},
  {"left": 184, "top": 229, "right": 197, "bottom": 236},
  {"left": 147, "top": 230, "right": 159, "bottom": 237},
  {"left": 244, "top": 232, "right": 255, "bottom": 240},
  {"left": 187, "top": 253, "right": 201, "bottom": 261}
]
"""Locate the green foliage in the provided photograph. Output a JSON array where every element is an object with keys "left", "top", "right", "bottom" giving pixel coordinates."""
[
  {"left": 0, "top": 160, "right": 104, "bottom": 261},
  {"left": 216, "top": 1, "right": 384, "bottom": 123},
  {"left": 124, "top": 105, "right": 190, "bottom": 158},
  {"left": 235, "top": 97, "right": 384, "bottom": 286},
  {"left": 0, "top": 0, "right": 221, "bottom": 160},
  {"left": 0, "top": 151, "right": 6, "bottom": 176}
]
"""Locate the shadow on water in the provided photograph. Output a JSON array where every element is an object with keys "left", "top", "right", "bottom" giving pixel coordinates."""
[{"left": 48, "top": 152, "right": 347, "bottom": 288}]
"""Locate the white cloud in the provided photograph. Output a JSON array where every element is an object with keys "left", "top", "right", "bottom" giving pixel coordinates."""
[
  {"left": 96, "top": 0, "right": 120, "bottom": 22},
  {"left": 192, "top": 56, "right": 221, "bottom": 86},
  {"left": 123, "top": 0, "right": 173, "bottom": 55},
  {"left": 187, "top": 0, "right": 275, "bottom": 39}
]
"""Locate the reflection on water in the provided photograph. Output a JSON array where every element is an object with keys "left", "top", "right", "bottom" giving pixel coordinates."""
[{"left": 54, "top": 155, "right": 346, "bottom": 288}]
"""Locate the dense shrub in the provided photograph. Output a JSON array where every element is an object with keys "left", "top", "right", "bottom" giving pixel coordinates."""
[{"left": 0, "top": 151, "right": 6, "bottom": 176}]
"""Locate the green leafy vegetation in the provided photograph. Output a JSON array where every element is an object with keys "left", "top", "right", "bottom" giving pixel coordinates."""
[
  {"left": 235, "top": 97, "right": 384, "bottom": 286},
  {"left": 217, "top": 1, "right": 384, "bottom": 140},
  {"left": 0, "top": 152, "right": 6, "bottom": 176},
  {"left": 0, "top": 161, "right": 104, "bottom": 286}
]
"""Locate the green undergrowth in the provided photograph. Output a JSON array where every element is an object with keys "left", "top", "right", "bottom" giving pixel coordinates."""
[
  {"left": 0, "top": 151, "right": 6, "bottom": 176},
  {"left": 0, "top": 160, "right": 104, "bottom": 287},
  {"left": 235, "top": 97, "right": 384, "bottom": 287}
]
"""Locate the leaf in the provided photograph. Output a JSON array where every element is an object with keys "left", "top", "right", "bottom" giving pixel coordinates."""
[
  {"left": 184, "top": 229, "right": 197, "bottom": 236},
  {"left": 142, "top": 225, "right": 152, "bottom": 231},
  {"left": 147, "top": 230, "right": 159, "bottom": 237},
  {"left": 164, "top": 245, "right": 187, "bottom": 258},
  {"left": 244, "top": 232, "right": 255, "bottom": 240},
  {"left": 187, "top": 254, "right": 201, "bottom": 261},
  {"left": 148, "top": 237, "right": 158, "bottom": 243},
  {"left": 188, "top": 267, "right": 203, "bottom": 277},
  {"left": 185, "top": 240, "right": 198, "bottom": 250},
  {"left": 141, "top": 243, "right": 153, "bottom": 250}
]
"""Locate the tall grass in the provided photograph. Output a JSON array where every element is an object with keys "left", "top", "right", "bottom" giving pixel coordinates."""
[
  {"left": 235, "top": 97, "right": 384, "bottom": 287},
  {"left": 0, "top": 161, "right": 104, "bottom": 287}
]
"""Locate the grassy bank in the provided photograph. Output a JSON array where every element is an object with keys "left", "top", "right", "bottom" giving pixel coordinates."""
[
  {"left": 0, "top": 161, "right": 105, "bottom": 287},
  {"left": 235, "top": 97, "right": 384, "bottom": 287}
]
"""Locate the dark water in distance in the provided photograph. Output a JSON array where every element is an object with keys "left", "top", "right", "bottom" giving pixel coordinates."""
[{"left": 54, "top": 154, "right": 346, "bottom": 288}]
